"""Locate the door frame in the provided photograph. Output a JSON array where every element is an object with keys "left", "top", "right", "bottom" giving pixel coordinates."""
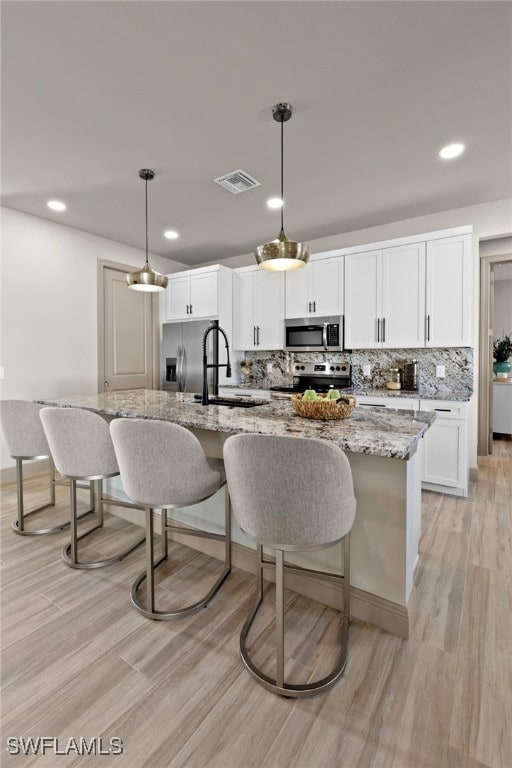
[
  {"left": 97, "top": 259, "right": 160, "bottom": 393},
  {"left": 478, "top": 251, "right": 512, "bottom": 454}
]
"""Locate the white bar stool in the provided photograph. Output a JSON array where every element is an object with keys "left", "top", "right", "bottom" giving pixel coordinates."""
[
  {"left": 40, "top": 407, "right": 145, "bottom": 569},
  {"left": 0, "top": 400, "right": 94, "bottom": 536},
  {"left": 223, "top": 433, "right": 356, "bottom": 698},
  {"left": 110, "top": 418, "right": 231, "bottom": 620}
]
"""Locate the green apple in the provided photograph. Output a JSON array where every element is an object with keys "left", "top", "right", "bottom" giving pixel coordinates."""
[
  {"left": 302, "top": 388, "right": 318, "bottom": 401},
  {"left": 326, "top": 389, "right": 341, "bottom": 400}
]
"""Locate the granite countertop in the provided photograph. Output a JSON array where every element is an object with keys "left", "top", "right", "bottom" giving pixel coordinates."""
[
  {"left": 221, "top": 383, "right": 471, "bottom": 402},
  {"left": 36, "top": 389, "right": 435, "bottom": 461}
]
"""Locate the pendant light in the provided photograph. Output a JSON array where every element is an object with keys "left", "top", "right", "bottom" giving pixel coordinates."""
[
  {"left": 127, "top": 169, "right": 168, "bottom": 292},
  {"left": 255, "top": 103, "right": 309, "bottom": 271}
]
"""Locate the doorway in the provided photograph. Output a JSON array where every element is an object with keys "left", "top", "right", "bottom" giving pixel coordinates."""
[
  {"left": 478, "top": 247, "right": 512, "bottom": 455},
  {"left": 98, "top": 260, "right": 160, "bottom": 392}
]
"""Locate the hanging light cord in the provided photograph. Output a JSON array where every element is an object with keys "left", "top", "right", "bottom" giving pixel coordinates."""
[
  {"left": 280, "top": 117, "right": 284, "bottom": 233},
  {"left": 144, "top": 175, "right": 149, "bottom": 266}
]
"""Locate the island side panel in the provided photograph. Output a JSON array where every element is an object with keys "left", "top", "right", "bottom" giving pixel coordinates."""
[{"left": 346, "top": 450, "right": 419, "bottom": 606}]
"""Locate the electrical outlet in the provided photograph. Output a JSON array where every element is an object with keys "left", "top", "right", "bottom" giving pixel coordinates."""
[
  {"left": 363, "top": 364, "right": 371, "bottom": 377},
  {"left": 436, "top": 364, "right": 446, "bottom": 378},
  {"left": 266, "top": 363, "right": 273, "bottom": 373}
]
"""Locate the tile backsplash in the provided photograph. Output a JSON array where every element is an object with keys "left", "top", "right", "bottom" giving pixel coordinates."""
[{"left": 237, "top": 347, "right": 473, "bottom": 397}]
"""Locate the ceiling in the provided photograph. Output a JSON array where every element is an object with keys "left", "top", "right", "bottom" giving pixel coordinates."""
[{"left": 2, "top": 1, "right": 511, "bottom": 267}]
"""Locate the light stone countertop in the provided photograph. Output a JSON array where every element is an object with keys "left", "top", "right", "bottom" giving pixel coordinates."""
[{"left": 36, "top": 389, "right": 435, "bottom": 461}]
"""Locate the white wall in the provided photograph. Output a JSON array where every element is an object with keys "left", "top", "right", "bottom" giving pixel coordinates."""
[{"left": 0, "top": 207, "right": 186, "bottom": 469}]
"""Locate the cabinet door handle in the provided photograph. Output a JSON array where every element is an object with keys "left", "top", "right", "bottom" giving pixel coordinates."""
[
  {"left": 190, "top": 304, "right": 192, "bottom": 315},
  {"left": 377, "top": 318, "right": 381, "bottom": 342},
  {"left": 308, "top": 302, "right": 311, "bottom": 313},
  {"left": 253, "top": 326, "right": 256, "bottom": 345},
  {"left": 257, "top": 326, "right": 260, "bottom": 345},
  {"left": 382, "top": 317, "right": 386, "bottom": 343},
  {"left": 186, "top": 305, "right": 189, "bottom": 314},
  {"left": 427, "top": 314, "right": 430, "bottom": 342},
  {"left": 313, "top": 300, "right": 316, "bottom": 313},
  {"left": 434, "top": 408, "right": 451, "bottom": 412}
]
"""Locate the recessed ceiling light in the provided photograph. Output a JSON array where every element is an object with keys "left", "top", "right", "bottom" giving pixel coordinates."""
[
  {"left": 47, "top": 200, "right": 66, "bottom": 211},
  {"left": 267, "top": 197, "right": 283, "bottom": 209},
  {"left": 164, "top": 230, "right": 179, "bottom": 240},
  {"left": 439, "top": 143, "right": 465, "bottom": 160}
]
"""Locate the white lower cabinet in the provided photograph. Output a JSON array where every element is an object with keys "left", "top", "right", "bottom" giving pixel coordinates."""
[
  {"left": 356, "top": 396, "right": 469, "bottom": 497},
  {"left": 419, "top": 400, "right": 468, "bottom": 497}
]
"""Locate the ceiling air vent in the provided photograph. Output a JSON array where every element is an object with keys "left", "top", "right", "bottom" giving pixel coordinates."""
[{"left": 213, "top": 169, "right": 261, "bottom": 194}]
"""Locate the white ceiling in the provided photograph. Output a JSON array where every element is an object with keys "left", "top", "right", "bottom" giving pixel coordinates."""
[{"left": 2, "top": 1, "right": 511, "bottom": 266}]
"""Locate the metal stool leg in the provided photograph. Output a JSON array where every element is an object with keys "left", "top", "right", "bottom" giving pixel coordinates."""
[
  {"left": 131, "top": 485, "right": 232, "bottom": 620},
  {"left": 62, "top": 478, "right": 145, "bottom": 570},
  {"left": 239, "top": 536, "right": 351, "bottom": 698},
  {"left": 275, "top": 549, "right": 285, "bottom": 690},
  {"left": 11, "top": 457, "right": 95, "bottom": 537}
]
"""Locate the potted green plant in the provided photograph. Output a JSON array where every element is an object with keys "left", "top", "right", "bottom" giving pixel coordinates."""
[{"left": 493, "top": 334, "right": 512, "bottom": 376}]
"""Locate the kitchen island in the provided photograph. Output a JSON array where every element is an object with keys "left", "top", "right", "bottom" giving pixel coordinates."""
[{"left": 36, "top": 389, "right": 435, "bottom": 637}]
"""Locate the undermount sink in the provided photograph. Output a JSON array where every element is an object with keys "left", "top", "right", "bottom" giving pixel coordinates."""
[{"left": 188, "top": 395, "right": 264, "bottom": 408}]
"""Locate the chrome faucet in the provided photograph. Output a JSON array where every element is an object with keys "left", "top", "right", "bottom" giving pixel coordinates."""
[{"left": 202, "top": 321, "right": 232, "bottom": 405}]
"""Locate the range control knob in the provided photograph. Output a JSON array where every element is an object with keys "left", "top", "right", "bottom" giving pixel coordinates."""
[
  {"left": 330, "top": 366, "right": 335, "bottom": 371},
  {"left": 336, "top": 366, "right": 341, "bottom": 371},
  {"left": 295, "top": 365, "right": 300, "bottom": 371},
  {"left": 300, "top": 365, "right": 305, "bottom": 370}
]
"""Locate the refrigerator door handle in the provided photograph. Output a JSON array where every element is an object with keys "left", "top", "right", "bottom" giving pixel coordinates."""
[
  {"left": 177, "top": 345, "right": 184, "bottom": 392},
  {"left": 176, "top": 346, "right": 182, "bottom": 391},
  {"left": 181, "top": 345, "right": 187, "bottom": 392}
]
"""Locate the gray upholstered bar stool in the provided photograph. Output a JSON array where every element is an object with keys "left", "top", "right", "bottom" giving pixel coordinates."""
[
  {"left": 110, "top": 418, "right": 231, "bottom": 620},
  {"left": 40, "top": 407, "right": 145, "bottom": 569},
  {"left": 223, "top": 433, "right": 356, "bottom": 698},
  {"left": 0, "top": 400, "right": 95, "bottom": 536}
]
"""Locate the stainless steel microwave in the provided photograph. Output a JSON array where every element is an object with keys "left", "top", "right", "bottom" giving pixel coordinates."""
[{"left": 285, "top": 316, "right": 343, "bottom": 352}]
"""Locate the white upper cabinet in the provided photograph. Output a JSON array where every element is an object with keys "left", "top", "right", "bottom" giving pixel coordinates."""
[
  {"left": 425, "top": 234, "right": 473, "bottom": 347},
  {"left": 381, "top": 243, "right": 426, "bottom": 348},
  {"left": 285, "top": 255, "right": 343, "bottom": 318},
  {"left": 344, "top": 250, "right": 382, "bottom": 348},
  {"left": 345, "top": 244, "right": 425, "bottom": 349},
  {"left": 344, "top": 230, "right": 473, "bottom": 349},
  {"left": 233, "top": 267, "right": 284, "bottom": 350},
  {"left": 166, "top": 266, "right": 231, "bottom": 321},
  {"left": 167, "top": 274, "right": 190, "bottom": 320}
]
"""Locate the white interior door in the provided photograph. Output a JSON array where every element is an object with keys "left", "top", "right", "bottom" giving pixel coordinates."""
[{"left": 101, "top": 264, "right": 156, "bottom": 392}]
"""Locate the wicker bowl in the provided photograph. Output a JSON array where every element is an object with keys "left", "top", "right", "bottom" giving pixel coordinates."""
[{"left": 291, "top": 394, "right": 356, "bottom": 421}]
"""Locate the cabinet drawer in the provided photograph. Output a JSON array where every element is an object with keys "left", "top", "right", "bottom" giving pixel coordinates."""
[
  {"left": 357, "top": 396, "right": 419, "bottom": 410},
  {"left": 419, "top": 400, "right": 468, "bottom": 419}
]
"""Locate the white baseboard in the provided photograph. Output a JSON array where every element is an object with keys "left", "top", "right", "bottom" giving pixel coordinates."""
[{"left": 421, "top": 481, "right": 467, "bottom": 497}]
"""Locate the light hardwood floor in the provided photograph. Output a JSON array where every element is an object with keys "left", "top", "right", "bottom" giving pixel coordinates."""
[{"left": 1, "top": 439, "right": 511, "bottom": 768}]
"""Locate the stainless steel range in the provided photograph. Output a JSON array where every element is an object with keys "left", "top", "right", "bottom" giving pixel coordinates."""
[{"left": 270, "top": 362, "right": 352, "bottom": 395}]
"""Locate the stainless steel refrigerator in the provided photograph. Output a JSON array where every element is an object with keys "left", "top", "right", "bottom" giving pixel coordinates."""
[{"left": 161, "top": 320, "right": 216, "bottom": 394}]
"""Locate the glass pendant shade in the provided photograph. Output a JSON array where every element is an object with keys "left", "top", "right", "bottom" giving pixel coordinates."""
[
  {"left": 127, "top": 169, "right": 168, "bottom": 292},
  {"left": 255, "top": 103, "right": 309, "bottom": 271}
]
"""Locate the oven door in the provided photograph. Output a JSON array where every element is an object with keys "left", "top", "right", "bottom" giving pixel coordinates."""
[{"left": 285, "top": 316, "right": 342, "bottom": 352}]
